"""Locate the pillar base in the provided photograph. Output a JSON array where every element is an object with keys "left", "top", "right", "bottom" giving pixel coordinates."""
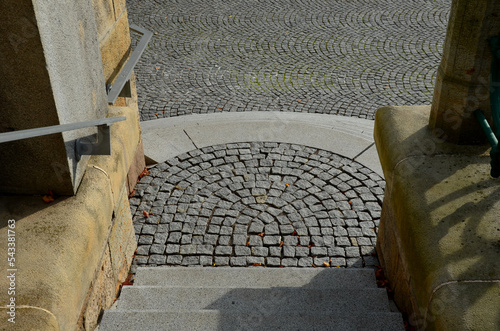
[{"left": 374, "top": 105, "right": 500, "bottom": 330}]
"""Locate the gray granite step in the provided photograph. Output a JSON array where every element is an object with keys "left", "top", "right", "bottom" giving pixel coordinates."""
[
  {"left": 99, "top": 310, "right": 405, "bottom": 331},
  {"left": 115, "top": 286, "right": 392, "bottom": 312},
  {"left": 134, "top": 267, "right": 378, "bottom": 288},
  {"left": 99, "top": 267, "right": 404, "bottom": 331}
]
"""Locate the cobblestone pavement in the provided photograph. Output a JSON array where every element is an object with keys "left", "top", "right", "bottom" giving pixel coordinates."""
[
  {"left": 130, "top": 142, "right": 385, "bottom": 271},
  {"left": 126, "top": 0, "right": 451, "bottom": 120}
]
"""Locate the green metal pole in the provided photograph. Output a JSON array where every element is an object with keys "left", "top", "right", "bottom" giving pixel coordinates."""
[
  {"left": 474, "top": 36, "right": 500, "bottom": 177},
  {"left": 489, "top": 37, "right": 500, "bottom": 138}
]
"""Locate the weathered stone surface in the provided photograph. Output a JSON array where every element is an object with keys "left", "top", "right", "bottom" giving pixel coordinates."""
[
  {"left": 0, "top": 104, "right": 141, "bottom": 331},
  {"left": 127, "top": 139, "right": 146, "bottom": 195},
  {"left": 92, "top": 0, "right": 115, "bottom": 40},
  {"left": 0, "top": 0, "right": 108, "bottom": 195},
  {"left": 0, "top": 168, "right": 114, "bottom": 331},
  {"left": 98, "top": 8, "right": 131, "bottom": 83},
  {"left": 375, "top": 106, "right": 500, "bottom": 330},
  {"left": 89, "top": 106, "right": 141, "bottom": 207},
  {"left": 80, "top": 248, "right": 115, "bottom": 331},
  {"left": 108, "top": 184, "right": 137, "bottom": 283},
  {"left": 429, "top": 0, "right": 500, "bottom": 144},
  {"left": 0, "top": 307, "right": 60, "bottom": 331}
]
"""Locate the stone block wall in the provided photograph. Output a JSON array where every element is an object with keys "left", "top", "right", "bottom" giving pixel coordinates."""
[{"left": 0, "top": 0, "right": 144, "bottom": 329}]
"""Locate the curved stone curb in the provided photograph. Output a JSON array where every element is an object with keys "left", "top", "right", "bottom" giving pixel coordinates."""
[{"left": 140, "top": 112, "right": 383, "bottom": 176}]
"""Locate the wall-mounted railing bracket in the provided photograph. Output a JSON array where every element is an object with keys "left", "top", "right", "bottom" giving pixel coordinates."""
[{"left": 76, "top": 123, "right": 111, "bottom": 160}]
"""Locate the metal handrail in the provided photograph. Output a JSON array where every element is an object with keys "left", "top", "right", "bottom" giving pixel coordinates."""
[
  {"left": 474, "top": 36, "right": 500, "bottom": 178},
  {"left": 106, "top": 24, "right": 153, "bottom": 104},
  {"left": 0, "top": 116, "right": 126, "bottom": 160}
]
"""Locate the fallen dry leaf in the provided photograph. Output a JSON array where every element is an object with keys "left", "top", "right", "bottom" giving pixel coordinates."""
[
  {"left": 42, "top": 195, "right": 54, "bottom": 203},
  {"left": 42, "top": 190, "right": 54, "bottom": 203}
]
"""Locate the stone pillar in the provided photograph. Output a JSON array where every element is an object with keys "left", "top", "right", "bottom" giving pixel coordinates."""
[
  {"left": 429, "top": 0, "right": 500, "bottom": 144},
  {"left": 0, "top": 0, "right": 109, "bottom": 195},
  {"left": 375, "top": 1, "right": 500, "bottom": 329}
]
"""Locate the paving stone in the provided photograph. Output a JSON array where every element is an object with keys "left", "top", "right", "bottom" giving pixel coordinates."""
[
  {"left": 214, "top": 256, "right": 229, "bottom": 266},
  {"left": 248, "top": 235, "right": 263, "bottom": 247},
  {"left": 215, "top": 236, "right": 228, "bottom": 246},
  {"left": 215, "top": 246, "right": 232, "bottom": 256},
  {"left": 269, "top": 246, "right": 282, "bottom": 257},
  {"left": 313, "top": 257, "right": 330, "bottom": 266},
  {"left": 138, "top": 235, "right": 153, "bottom": 245},
  {"left": 230, "top": 257, "right": 247, "bottom": 266},
  {"left": 281, "top": 258, "right": 298, "bottom": 267},
  {"left": 298, "top": 257, "right": 314, "bottom": 267},
  {"left": 181, "top": 256, "right": 200, "bottom": 266},
  {"left": 264, "top": 223, "right": 280, "bottom": 235},
  {"left": 166, "top": 255, "right": 182, "bottom": 265},
  {"left": 252, "top": 247, "right": 269, "bottom": 257},
  {"left": 263, "top": 236, "right": 281, "bottom": 246},
  {"left": 148, "top": 255, "right": 166, "bottom": 265},
  {"left": 311, "top": 247, "right": 328, "bottom": 257},
  {"left": 150, "top": 244, "right": 166, "bottom": 255},
  {"left": 137, "top": 245, "right": 150, "bottom": 256},
  {"left": 181, "top": 234, "right": 193, "bottom": 244},
  {"left": 346, "top": 247, "right": 361, "bottom": 258},
  {"left": 247, "top": 256, "right": 265, "bottom": 265},
  {"left": 347, "top": 258, "right": 364, "bottom": 268},
  {"left": 248, "top": 221, "right": 264, "bottom": 234},
  {"left": 266, "top": 257, "right": 281, "bottom": 266},
  {"left": 295, "top": 247, "right": 310, "bottom": 257},
  {"left": 197, "top": 245, "right": 214, "bottom": 255},
  {"left": 330, "top": 258, "right": 347, "bottom": 267},
  {"left": 234, "top": 246, "right": 251, "bottom": 256}
]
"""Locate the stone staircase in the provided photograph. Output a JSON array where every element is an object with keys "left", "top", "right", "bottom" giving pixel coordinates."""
[{"left": 98, "top": 267, "right": 404, "bottom": 330}]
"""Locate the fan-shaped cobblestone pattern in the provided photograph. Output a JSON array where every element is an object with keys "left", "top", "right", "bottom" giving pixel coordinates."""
[
  {"left": 129, "top": 142, "right": 385, "bottom": 269},
  {"left": 126, "top": 0, "right": 451, "bottom": 120}
]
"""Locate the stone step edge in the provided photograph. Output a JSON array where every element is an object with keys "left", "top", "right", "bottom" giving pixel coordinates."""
[
  {"left": 115, "top": 286, "right": 392, "bottom": 312},
  {"left": 134, "top": 266, "right": 378, "bottom": 288},
  {"left": 98, "top": 310, "right": 405, "bottom": 331},
  {"left": 102, "top": 309, "right": 403, "bottom": 315}
]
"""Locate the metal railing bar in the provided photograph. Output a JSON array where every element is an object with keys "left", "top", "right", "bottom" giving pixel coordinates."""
[
  {"left": 107, "top": 24, "right": 153, "bottom": 104},
  {"left": 0, "top": 117, "right": 126, "bottom": 144}
]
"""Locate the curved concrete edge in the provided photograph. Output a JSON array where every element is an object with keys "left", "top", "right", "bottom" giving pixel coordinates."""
[
  {"left": 0, "top": 106, "right": 141, "bottom": 331},
  {"left": 140, "top": 112, "right": 383, "bottom": 176}
]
